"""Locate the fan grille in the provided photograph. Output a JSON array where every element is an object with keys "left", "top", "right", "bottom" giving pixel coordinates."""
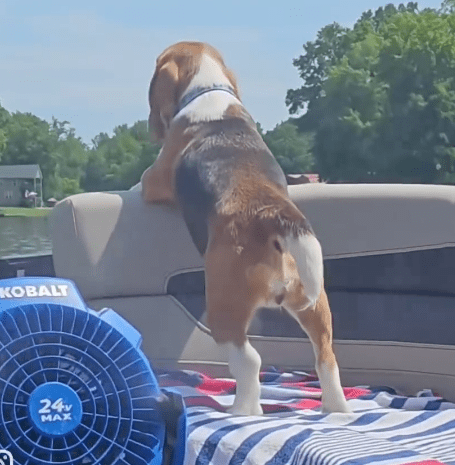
[{"left": 0, "top": 303, "right": 164, "bottom": 465}]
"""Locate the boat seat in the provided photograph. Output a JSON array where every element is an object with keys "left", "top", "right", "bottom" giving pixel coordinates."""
[{"left": 50, "top": 184, "right": 455, "bottom": 400}]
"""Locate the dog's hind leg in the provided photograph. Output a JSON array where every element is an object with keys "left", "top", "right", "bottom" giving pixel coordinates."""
[
  {"left": 222, "top": 340, "right": 263, "bottom": 416},
  {"left": 206, "top": 304, "right": 263, "bottom": 416},
  {"left": 288, "top": 288, "right": 351, "bottom": 413},
  {"left": 204, "top": 235, "right": 263, "bottom": 416},
  {"left": 207, "top": 301, "right": 263, "bottom": 416},
  {"left": 280, "top": 234, "right": 351, "bottom": 413}
]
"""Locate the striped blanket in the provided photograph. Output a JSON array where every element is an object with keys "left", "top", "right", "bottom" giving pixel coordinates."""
[{"left": 157, "top": 369, "right": 455, "bottom": 465}]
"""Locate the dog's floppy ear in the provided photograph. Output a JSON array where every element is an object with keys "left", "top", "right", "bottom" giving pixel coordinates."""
[{"left": 148, "top": 60, "right": 179, "bottom": 142}]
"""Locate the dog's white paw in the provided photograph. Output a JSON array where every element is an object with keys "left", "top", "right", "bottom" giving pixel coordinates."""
[
  {"left": 226, "top": 403, "right": 263, "bottom": 416},
  {"left": 321, "top": 396, "right": 351, "bottom": 414}
]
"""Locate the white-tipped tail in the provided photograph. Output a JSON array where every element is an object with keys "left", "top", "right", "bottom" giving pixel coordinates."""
[{"left": 286, "top": 233, "right": 324, "bottom": 309}]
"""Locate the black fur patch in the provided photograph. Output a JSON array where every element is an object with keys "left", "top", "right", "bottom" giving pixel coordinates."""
[
  {"left": 175, "top": 159, "right": 215, "bottom": 255},
  {"left": 175, "top": 118, "right": 290, "bottom": 255}
]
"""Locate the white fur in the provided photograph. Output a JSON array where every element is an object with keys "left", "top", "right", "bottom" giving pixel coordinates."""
[
  {"left": 187, "top": 53, "right": 233, "bottom": 91},
  {"left": 223, "top": 341, "right": 263, "bottom": 416},
  {"left": 176, "top": 53, "right": 241, "bottom": 123},
  {"left": 317, "top": 363, "right": 351, "bottom": 413},
  {"left": 286, "top": 234, "right": 324, "bottom": 310}
]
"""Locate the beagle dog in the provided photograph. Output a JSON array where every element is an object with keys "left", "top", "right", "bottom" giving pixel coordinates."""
[{"left": 141, "top": 41, "right": 350, "bottom": 415}]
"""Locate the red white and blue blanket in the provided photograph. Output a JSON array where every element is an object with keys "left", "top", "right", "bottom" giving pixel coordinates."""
[{"left": 157, "top": 368, "right": 455, "bottom": 465}]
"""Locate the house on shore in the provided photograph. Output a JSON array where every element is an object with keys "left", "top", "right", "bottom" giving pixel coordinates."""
[{"left": 0, "top": 164, "right": 43, "bottom": 207}]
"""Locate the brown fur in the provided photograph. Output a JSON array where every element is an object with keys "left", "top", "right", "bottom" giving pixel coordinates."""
[
  {"left": 217, "top": 170, "right": 312, "bottom": 247},
  {"left": 141, "top": 118, "right": 195, "bottom": 204},
  {"left": 205, "top": 215, "right": 282, "bottom": 345},
  {"left": 205, "top": 210, "right": 312, "bottom": 346},
  {"left": 294, "top": 288, "right": 337, "bottom": 369}
]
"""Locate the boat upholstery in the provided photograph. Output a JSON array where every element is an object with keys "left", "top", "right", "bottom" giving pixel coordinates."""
[{"left": 50, "top": 184, "right": 455, "bottom": 400}]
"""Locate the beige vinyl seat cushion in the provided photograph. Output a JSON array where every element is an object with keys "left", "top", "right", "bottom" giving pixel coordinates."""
[{"left": 50, "top": 183, "right": 455, "bottom": 400}]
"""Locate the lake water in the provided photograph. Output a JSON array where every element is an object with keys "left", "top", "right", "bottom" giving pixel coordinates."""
[{"left": 0, "top": 216, "right": 52, "bottom": 258}]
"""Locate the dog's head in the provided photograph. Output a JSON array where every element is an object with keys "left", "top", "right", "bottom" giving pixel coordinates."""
[{"left": 148, "top": 41, "right": 240, "bottom": 142}]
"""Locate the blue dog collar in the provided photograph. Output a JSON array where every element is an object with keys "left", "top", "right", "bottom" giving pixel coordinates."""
[{"left": 175, "top": 84, "right": 237, "bottom": 116}]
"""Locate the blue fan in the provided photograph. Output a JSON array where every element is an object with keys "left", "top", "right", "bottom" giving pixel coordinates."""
[{"left": 0, "top": 277, "right": 186, "bottom": 465}]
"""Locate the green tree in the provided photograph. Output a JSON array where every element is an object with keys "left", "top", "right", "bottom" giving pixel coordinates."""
[
  {"left": 287, "top": 3, "right": 418, "bottom": 117},
  {"left": 82, "top": 120, "right": 160, "bottom": 192},
  {"left": 46, "top": 118, "right": 88, "bottom": 198},
  {"left": 0, "top": 110, "right": 92, "bottom": 199},
  {"left": 287, "top": 3, "right": 455, "bottom": 183},
  {"left": 0, "top": 104, "right": 11, "bottom": 159},
  {"left": 441, "top": 0, "right": 455, "bottom": 13},
  {"left": 1, "top": 112, "right": 61, "bottom": 197},
  {"left": 0, "top": 103, "right": 163, "bottom": 198},
  {"left": 263, "top": 121, "right": 315, "bottom": 174}
]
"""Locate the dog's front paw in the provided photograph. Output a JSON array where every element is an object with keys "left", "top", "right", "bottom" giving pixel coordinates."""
[{"left": 227, "top": 403, "right": 263, "bottom": 416}]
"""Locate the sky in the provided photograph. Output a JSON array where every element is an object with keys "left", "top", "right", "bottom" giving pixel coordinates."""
[{"left": 0, "top": 0, "right": 445, "bottom": 145}]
